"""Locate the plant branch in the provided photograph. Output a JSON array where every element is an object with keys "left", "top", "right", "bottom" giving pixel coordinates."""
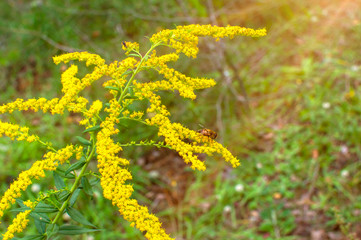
[{"left": 51, "top": 132, "right": 96, "bottom": 224}]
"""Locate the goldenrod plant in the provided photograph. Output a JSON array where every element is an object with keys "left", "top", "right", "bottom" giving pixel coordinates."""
[{"left": 0, "top": 25, "right": 266, "bottom": 240}]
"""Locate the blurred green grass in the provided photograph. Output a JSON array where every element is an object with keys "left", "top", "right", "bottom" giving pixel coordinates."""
[{"left": 1, "top": 0, "right": 361, "bottom": 239}]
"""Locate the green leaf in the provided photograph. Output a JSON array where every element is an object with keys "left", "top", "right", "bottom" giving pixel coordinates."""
[
  {"left": 10, "top": 207, "right": 31, "bottom": 212},
  {"left": 83, "top": 125, "right": 102, "bottom": 133},
  {"left": 81, "top": 177, "right": 93, "bottom": 196},
  {"left": 58, "top": 225, "right": 101, "bottom": 235},
  {"left": 48, "top": 194, "right": 61, "bottom": 208},
  {"left": 50, "top": 236, "right": 62, "bottom": 240},
  {"left": 117, "top": 118, "right": 129, "bottom": 127},
  {"left": 34, "top": 202, "right": 58, "bottom": 213},
  {"left": 53, "top": 172, "right": 66, "bottom": 190},
  {"left": 104, "top": 86, "right": 120, "bottom": 91},
  {"left": 69, "top": 189, "right": 81, "bottom": 207},
  {"left": 16, "top": 199, "right": 26, "bottom": 208},
  {"left": 66, "top": 207, "right": 96, "bottom": 227},
  {"left": 127, "top": 53, "right": 140, "bottom": 58},
  {"left": 13, "top": 234, "right": 45, "bottom": 240},
  {"left": 34, "top": 219, "right": 47, "bottom": 234},
  {"left": 65, "top": 160, "right": 86, "bottom": 175},
  {"left": 128, "top": 85, "right": 134, "bottom": 96},
  {"left": 124, "top": 95, "right": 138, "bottom": 100},
  {"left": 89, "top": 178, "right": 100, "bottom": 186},
  {"left": 30, "top": 212, "right": 50, "bottom": 223},
  {"left": 75, "top": 136, "right": 92, "bottom": 146},
  {"left": 46, "top": 224, "right": 59, "bottom": 239},
  {"left": 56, "top": 191, "right": 71, "bottom": 202},
  {"left": 121, "top": 70, "right": 134, "bottom": 76},
  {"left": 56, "top": 168, "right": 75, "bottom": 179}
]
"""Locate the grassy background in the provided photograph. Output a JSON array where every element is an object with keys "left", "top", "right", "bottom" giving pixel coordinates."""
[{"left": 1, "top": 0, "right": 361, "bottom": 239}]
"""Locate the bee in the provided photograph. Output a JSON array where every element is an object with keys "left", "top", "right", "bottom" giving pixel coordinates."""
[
  {"left": 197, "top": 128, "right": 218, "bottom": 139},
  {"left": 122, "top": 41, "right": 127, "bottom": 48}
]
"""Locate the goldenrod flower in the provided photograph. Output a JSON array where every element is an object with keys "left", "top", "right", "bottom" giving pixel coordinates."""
[
  {"left": 150, "top": 24, "right": 266, "bottom": 58},
  {"left": 0, "top": 24, "right": 265, "bottom": 240},
  {"left": 2, "top": 210, "right": 31, "bottom": 240},
  {"left": 129, "top": 111, "right": 144, "bottom": 119},
  {"left": 84, "top": 100, "right": 103, "bottom": 119},
  {"left": 0, "top": 120, "right": 38, "bottom": 142},
  {"left": 122, "top": 41, "right": 140, "bottom": 54},
  {"left": 0, "top": 145, "right": 77, "bottom": 219},
  {"left": 53, "top": 52, "right": 105, "bottom": 66}
]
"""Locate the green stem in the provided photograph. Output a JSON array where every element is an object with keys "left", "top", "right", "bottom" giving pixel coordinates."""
[
  {"left": 117, "top": 41, "right": 162, "bottom": 104},
  {"left": 37, "top": 139, "right": 57, "bottom": 152},
  {"left": 51, "top": 133, "right": 96, "bottom": 224},
  {"left": 118, "top": 116, "right": 150, "bottom": 125},
  {"left": 119, "top": 141, "right": 172, "bottom": 150}
]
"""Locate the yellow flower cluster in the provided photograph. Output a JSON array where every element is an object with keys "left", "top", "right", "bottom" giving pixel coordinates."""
[
  {"left": 106, "top": 57, "right": 138, "bottom": 80},
  {"left": 80, "top": 100, "right": 103, "bottom": 126},
  {"left": 2, "top": 199, "right": 37, "bottom": 240},
  {"left": 2, "top": 210, "right": 31, "bottom": 240},
  {"left": 53, "top": 64, "right": 84, "bottom": 114},
  {"left": 134, "top": 85, "right": 169, "bottom": 116},
  {"left": 54, "top": 52, "right": 170, "bottom": 238},
  {"left": 150, "top": 24, "right": 266, "bottom": 58},
  {"left": 0, "top": 92, "right": 87, "bottom": 117},
  {"left": 53, "top": 52, "right": 105, "bottom": 66},
  {"left": 141, "top": 52, "right": 216, "bottom": 99},
  {"left": 52, "top": 52, "right": 109, "bottom": 113},
  {"left": 96, "top": 98, "right": 173, "bottom": 240},
  {"left": 103, "top": 57, "right": 138, "bottom": 97},
  {"left": 129, "top": 111, "right": 144, "bottom": 119},
  {"left": 130, "top": 27, "right": 248, "bottom": 171},
  {"left": 121, "top": 109, "right": 144, "bottom": 120},
  {"left": 0, "top": 98, "right": 53, "bottom": 114},
  {"left": 23, "top": 200, "right": 36, "bottom": 208},
  {"left": 0, "top": 52, "right": 108, "bottom": 239},
  {"left": 146, "top": 52, "right": 179, "bottom": 66},
  {"left": 146, "top": 114, "right": 239, "bottom": 171},
  {"left": 0, "top": 145, "right": 78, "bottom": 220},
  {"left": 122, "top": 41, "right": 140, "bottom": 54},
  {"left": 0, "top": 120, "right": 38, "bottom": 142},
  {"left": 96, "top": 99, "right": 128, "bottom": 166}
]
